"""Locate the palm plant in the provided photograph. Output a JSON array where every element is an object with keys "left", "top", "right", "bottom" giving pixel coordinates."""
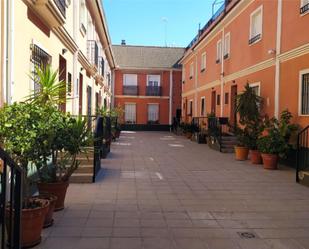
[{"left": 26, "top": 65, "right": 66, "bottom": 105}]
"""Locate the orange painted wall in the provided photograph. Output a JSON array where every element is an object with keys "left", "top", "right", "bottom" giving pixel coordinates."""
[
  {"left": 281, "top": 0, "right": 309, "bottom": 53},
  {"left": 280, "top": 54, "right": 309, "bottom": 128},
  {"left": 114, "top": 69, "right": 182, "bottom": 125}
]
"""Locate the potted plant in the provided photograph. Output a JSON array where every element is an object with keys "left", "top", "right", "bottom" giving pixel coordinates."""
[
  {"left": 235, "top": 83, "right": 263, "bottom": 161},
  {"left": 257, "top": 110, "right": 298, "bottom": 170},
  {"left": 0, "top": 102, "right": 51, "bottom": 248},
  {"left": 246, "top": 119, "right": 264, "bottom": 164}
]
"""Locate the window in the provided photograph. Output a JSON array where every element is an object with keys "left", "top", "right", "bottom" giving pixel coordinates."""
[
  {"left": 217, "top": 94, "right": 221, "bottom": 105},
  {"left": 125, "top": 103, "right": 136, "bottom": 123},
  {"left": 249, "top": 6, "right": 263, "bottom": 44},
  {"left": 225, "top": 92, "right": 229, "bottom": 104},
  {"left": 190, "top": 63, "right": 194, "bottom": 79},
  {"left": 67, "top": 72, "right": 72, "bottom": 96},
  {"left": 224, "top": 33, "right": 230, "bottom": 59},
  {"left": 147, "top": 75, "right": 160, "bottom": 86},
  {"left": 300, "top": 0, "right": 309, "bottom": 14},
  {"left": 188, "top": 100, "right": 193, "bottom": 116},
  {"left": 182, "top": 68, "right": 186, "bottom": 83},
  {"left": 216, "top": 40, "right": 222, "bottom": 63},
  {"left": 201, "top": 97, "right": 205, "bottom": 116},
  {"left": 249, "top": 82, "right": 261, "bottom": 96},
  {"left": 300, "top": 71, "right": 309, "bottom": 115},
  {"left": 79, "top": 0, "right": 87, "bottom": 35},
  {"left": 123, "top": 74, "right": 137, "bottom": 86},
  {"left": 148, "top": 104, "right": 159, "bottom": 123},
  {"left": 201, "top": 53, "right": 206, "bottom": 72},
  {"left": 30, "top": 44, "right": 52, "bottom": 93}
]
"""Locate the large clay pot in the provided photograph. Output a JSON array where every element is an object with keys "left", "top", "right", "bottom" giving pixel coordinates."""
[
  {"left": 261, "top": 153, "right": 279, "bottom": 170},
  {"left": 234, "top": 146, "right": 249, "bottom": 161},
  {"left": 37, "top": 181, "right": 69, "bottom": 211},
  {"left": 36, "top": 194, "right": 58, "bottom": 228},
  {"left": 250, "top": 150, "right": 262, "bottom": 164},
  {"left": 7, "top": 198, "right": 49, "bottom": 248}
]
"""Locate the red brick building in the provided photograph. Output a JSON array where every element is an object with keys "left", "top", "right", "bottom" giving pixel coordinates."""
[{"left": 112, "top": 45, "right": 184, "bottom": 130}]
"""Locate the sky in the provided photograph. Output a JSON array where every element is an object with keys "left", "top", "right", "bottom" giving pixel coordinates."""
[{"left": 103, "top": 0, "right": 218, "bottom": 48}]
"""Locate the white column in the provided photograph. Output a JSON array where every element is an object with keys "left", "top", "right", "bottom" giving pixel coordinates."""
[
  {"left": 274, "top": 0, "right": 282, "bottom": 118},
  {"left": 72, "top": 0, "right": 78, "bottom": 115},
  {"left": 169, "top": 70, "right": 173, "bottom": 129}
]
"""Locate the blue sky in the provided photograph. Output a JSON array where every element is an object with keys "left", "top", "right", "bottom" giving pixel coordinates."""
[{"left": 103, "top": 0, "right": 217, "bottom": 48}]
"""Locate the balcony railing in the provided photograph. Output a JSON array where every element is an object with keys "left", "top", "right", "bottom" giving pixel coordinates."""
[
  {"left": 54, "top": 0, "right": 66, "bottom": 17},
  {"left": 300, "top": 3, "right": 309, "bottom": 14},
  {"left": 248, "top": 34, "right": 261, "bottom": 45},
  {"left": 146, "top": 86, "right": 162, "bottom": 96},
  {"left": 123, "top": 85, "right": 139, "bottom": 96},
  {"left": 87, "top": 40, "right": 99, "bottom": 68}
]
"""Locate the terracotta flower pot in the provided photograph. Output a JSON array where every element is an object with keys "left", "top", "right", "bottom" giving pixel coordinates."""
[
  {"left": 250, "top": 150, "right": 262, "bottom": 164},
  {"left": 37, "top": 181, "right": 69, "bottom": 211},
  {"left": 261, "top": 153, "right": 279, "bottom": 170},
  {"left": 36, "top": 194, "right": 58, "bottom": 228},
  {"left": 234, "top": 146, "right": 249, "bottom": 161},
  {"left": 7, "top": 198, "right": 49, "bottom": 248}
]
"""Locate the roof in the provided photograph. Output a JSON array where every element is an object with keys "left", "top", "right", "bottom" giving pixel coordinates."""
[{"left": 112, "top": 45, "right": 185, "bottom": 69}]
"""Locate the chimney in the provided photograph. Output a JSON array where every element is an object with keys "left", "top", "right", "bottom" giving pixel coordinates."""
[{"left": 121, "top": 40, "right": 126, "bottom": 45}]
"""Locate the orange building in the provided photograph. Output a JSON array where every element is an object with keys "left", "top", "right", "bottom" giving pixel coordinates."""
[
  {"left": 181, "top": 0, "right": 309, "bottom": 128},
  {"left": 113, "top": 44, "right": 184, "bottom": 130}
]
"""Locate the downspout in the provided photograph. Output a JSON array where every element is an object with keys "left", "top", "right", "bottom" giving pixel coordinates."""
[
  {"left": 274, "top": 0, "right": 282, "bottom": 118},
  {"left": 169, "top": 70, "right": 173, "bottom": 131},
  {"left": 220, "top": 28, "right": 225, "bottom": 117},
  {"left": 72, "top": 0, "right": 78, "bottom": 114},
  {"left": 6, "top": 0, "right": 13, "bottom": 104},
  {"left": 112, "top": 69, "right": 115, "bottom": 107},
  {"left": 194, "top": 52, "right": 198, "bottom": 117}
]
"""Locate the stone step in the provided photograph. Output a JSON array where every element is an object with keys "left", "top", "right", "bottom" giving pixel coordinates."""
[
  {"left": 75, "top": 164, "right": 93, "bottom": 174},
  {"left": 298, "top": 171, "right": 309, "bottom": 186},
  {"left": 221, "top": 147, "right": 235, "bottom": 153},
  {"left": 70, "top": 173, "right": 93, "bottom": 183},
  {"left": 221, "top": 136, "right": 238, "bottom": 141}
]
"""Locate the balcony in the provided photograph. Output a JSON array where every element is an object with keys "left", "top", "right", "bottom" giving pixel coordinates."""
[
  {"left": 300, "top": 3, "right": 309, "bottom": 14},
  {"left": 123, "top": 86, "right": 139, "bottom": 96},
  {"left": 146, "top": 86, "right": 162, "bottom": 96},
  {"left": 23, "top": 0, "right": 66, "bottom": 28},
  {"left": 248, "top": 34, "right": 261, "bottom": 45},
  {"left": 54, "top": 0, "right": 66, "bottom": 17},
  {"left": 87, "top": 40, "right": 99, "bottom": 68}
]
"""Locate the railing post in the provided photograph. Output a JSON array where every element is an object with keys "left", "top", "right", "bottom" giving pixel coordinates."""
[
  {"left": 296, "top": 133, "right": 300, "bottom": 183},
  {"left": 13, "top": 171, "right": 22, "bottom": 249}
]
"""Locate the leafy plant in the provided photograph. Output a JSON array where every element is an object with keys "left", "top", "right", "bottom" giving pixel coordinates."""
[
  {"left": 25, "top": 65, "right": 66, "bottom": 106},
  {"left": 257, "top": 110, "right": 298, "bottom": 157}
]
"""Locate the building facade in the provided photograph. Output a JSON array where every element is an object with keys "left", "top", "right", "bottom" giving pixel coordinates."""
[
  {"left": 3, "top": 0, "right": 114, "bottom": 115},
  {"left": 113, "top": 45, "right": 184, "bottom": 130},
  {"left": 181, "top": 0, "right": 309, "bottom": 128}
]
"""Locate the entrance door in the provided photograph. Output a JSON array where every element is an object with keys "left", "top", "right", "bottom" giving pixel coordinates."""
[
  {"left": 230, "top": 85, "right": 238, "bottom": 129},
  {"left": 59, "top": 55, "right": 67, "bottom": 112},
  {"left": 79, "top": 73, "right": 83, "bottom": 115},
  {"left": 211, "top": 91, "right": 216, "bottom": 114}
]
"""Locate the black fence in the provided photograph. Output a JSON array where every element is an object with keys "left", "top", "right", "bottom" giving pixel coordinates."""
[
  {"left": 146, "top": 86, "right": 162, "bottom": 96},
  {"left": 123, "top": 86, "right": 138, "bottom": 96},
  {"left": 0, "top": 148, "right": 23, "bottom": 249},
  {"left": 296, "top": 125, "right": 309, "bottom": 183}
]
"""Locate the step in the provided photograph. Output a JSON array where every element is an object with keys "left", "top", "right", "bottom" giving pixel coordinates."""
[
  {"left": 70, "top": 173, "right": 93, "bottom": 183},
  {"left": 75, "top": 164, "right": 94, "bottom": 174},
  {"left": 221, "top": 140, "right": 237, "bottom": 146},
  {"left": 221, "top": 136, "right": 238, "bottom": 141},
  {"left": 221, "top": 147, "right": 234, "bottom": 153}
]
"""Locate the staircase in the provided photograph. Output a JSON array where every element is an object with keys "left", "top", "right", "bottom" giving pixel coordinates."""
[
  {"left": 70, "top": 149, "right": 96, "bottom": 183},
  {"left": 220, "top": 135, "right": 237, "bottom": 153}
]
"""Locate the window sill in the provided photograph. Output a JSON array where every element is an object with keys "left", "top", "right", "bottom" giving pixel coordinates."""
[{"left": 249, "top": 34, "right": 262, "bottom": 45}]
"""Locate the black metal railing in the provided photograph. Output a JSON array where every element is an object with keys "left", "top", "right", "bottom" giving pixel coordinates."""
[
  {"left": 249, "top": 34, "right": 261, "bottom": 45},
  {"left": 146, "top": 86, "right": 162, "bottom": 96},
  {"left": 87, "top": 40, "right": 99, "bottom": 68},
  {"left": 54, "top": 0, "right": 66, "bottom": 17},
  {"left": 296, "top": 125, "right": 309, "bottom": 183},
  {"left": 99, "top": 57, "right": 105, "bottom": 76},
  {"left": 123, "top": 85, "right": 139, "bottom": 96},
  {"left": 300, "top": 3, "right": 309, "bottom": 14},
  {"left": 0, "top": 148, "right": 23, "bottom": 249}
]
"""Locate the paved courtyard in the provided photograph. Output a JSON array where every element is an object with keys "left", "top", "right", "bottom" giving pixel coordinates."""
[{"left": 38, "top": 131, "right": 309, "bottom": 249}]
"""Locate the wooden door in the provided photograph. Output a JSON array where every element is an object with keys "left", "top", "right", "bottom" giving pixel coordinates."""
[{"left": 230, "top": 85, "right": 238, "bottom": 129}]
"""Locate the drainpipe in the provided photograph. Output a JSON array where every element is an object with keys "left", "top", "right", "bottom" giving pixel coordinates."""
[
  {"left": 5, "top": 0, "right": 13, "bottom": 104},
  {"left": 194, "top": 52, "right": 198, "bottom": 117},
  {"left": 72, "top": 0, "right": 78, "bottom": 114},
  {"left": 169, "top": 70, "right": 173, "bottom": 131},
  {"left": 274, "top": 0, "right": 282, "bottom": 118},
  {"left": 220, "top": 28, "right": 225, "bottom": 117},
  {"left": 111, "top": 69, "right": 115, "bottom": 107}
]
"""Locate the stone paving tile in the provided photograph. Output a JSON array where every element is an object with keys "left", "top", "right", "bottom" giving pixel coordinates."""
[{"left": 36, "top": 132, "right": 309, "bottom": 249}]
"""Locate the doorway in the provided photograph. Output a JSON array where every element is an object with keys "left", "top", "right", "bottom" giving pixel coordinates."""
[
  {"left": 230, "top": 85, "right": 238, "bottom": 129},
  {"left": 59, "top": 55, "right": 67, "bottom": 112},
  {"left": 211, "top": 91, "right": 216, "bottom": 114}
]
